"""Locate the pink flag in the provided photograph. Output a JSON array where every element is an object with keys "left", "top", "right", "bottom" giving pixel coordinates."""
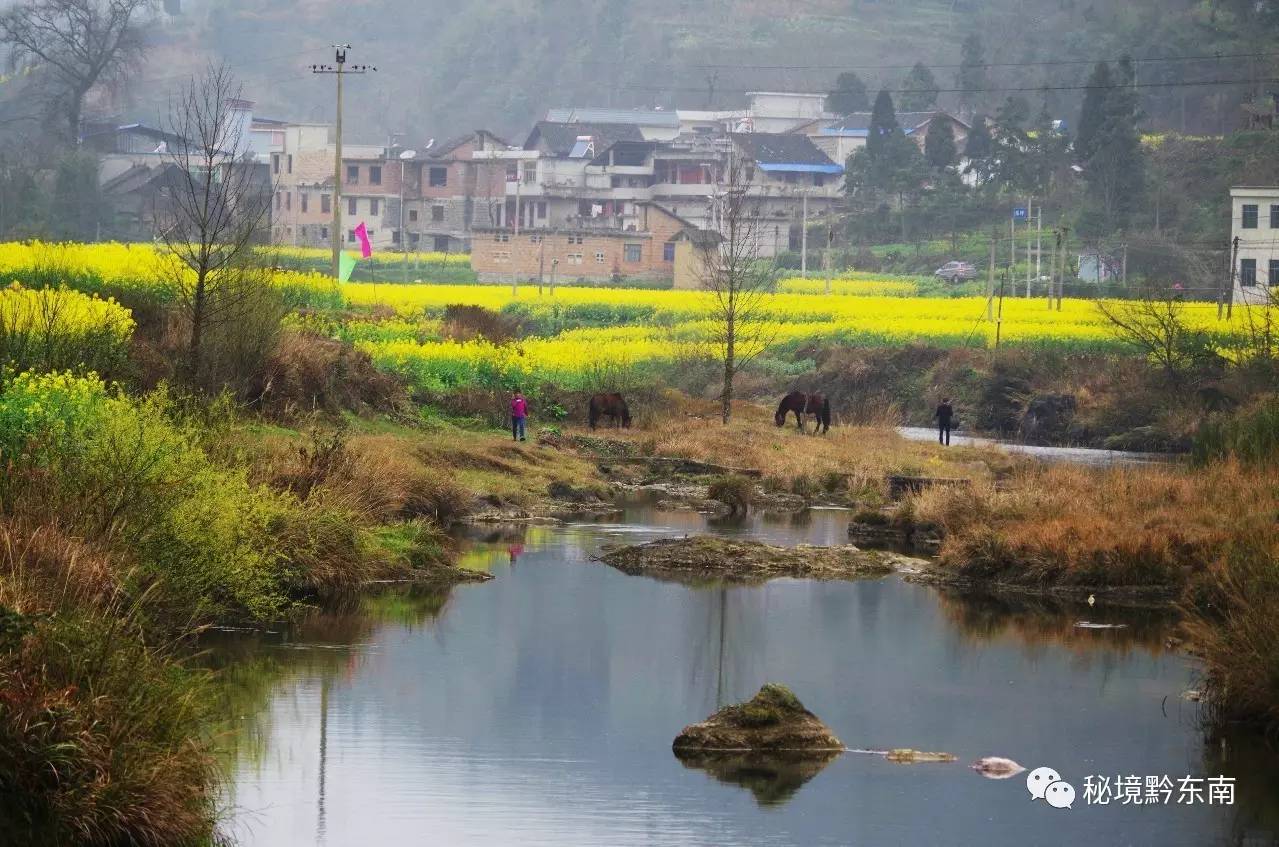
[{"left": 353, "top": 221, "right": 372, "bottom": 259}]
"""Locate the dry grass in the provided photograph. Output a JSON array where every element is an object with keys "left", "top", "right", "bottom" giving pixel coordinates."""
[
  {"left": 0, "top": 519, "right": 217, "bottom": 846},
  {"left": 911, "top": 461, "right": 1278, "bottom": 591},
  {"left": 568, "top": 398, "right": 1011, "bottom": 498}
]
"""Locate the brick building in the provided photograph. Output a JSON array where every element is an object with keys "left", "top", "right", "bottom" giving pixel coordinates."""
[
  {"left": 404, "top": 130, "right": 509, "bottom": 253},
  {"left": 471, "top": 202, "right": 695, "bottom": 283}
]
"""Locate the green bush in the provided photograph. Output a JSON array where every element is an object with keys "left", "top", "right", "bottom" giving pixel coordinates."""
[
  {"left": 1194, "top": 397, "right": 1279, "bottom": 467},
  {"left": 0, "top": 373, "right": 289, "bottom": 621},
  {"left": 708, "top": 474, "right": 755, "bottom": 514}
]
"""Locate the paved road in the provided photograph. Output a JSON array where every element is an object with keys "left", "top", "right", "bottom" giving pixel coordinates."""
[{"left": 896, "top": 426, "right": 1180, "bottom": 467}]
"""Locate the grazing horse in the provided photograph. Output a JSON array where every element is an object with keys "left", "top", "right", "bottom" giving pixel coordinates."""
[
  {"left": 588, "top": 393, "right": 632, "bottom": 429},
  {"left": 774, "top": 391, "right": 831, "bottom": 434}
]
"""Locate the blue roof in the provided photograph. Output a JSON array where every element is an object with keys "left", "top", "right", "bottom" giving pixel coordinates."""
[{"left": 758, "top": 163, "right": 844, "bottom": 175}]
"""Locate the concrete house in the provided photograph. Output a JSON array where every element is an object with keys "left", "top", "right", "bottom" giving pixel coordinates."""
[
  {"left": 1230, "top": 186, "right": 1279, "bottom": 304},
  {"left": 471, "top": 202, "right": 696, "bottom": 284}
]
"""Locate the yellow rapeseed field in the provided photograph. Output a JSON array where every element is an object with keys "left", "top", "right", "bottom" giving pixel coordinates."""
[{"left": 0, "top": 241, "right": 1261, "bottom": 393}]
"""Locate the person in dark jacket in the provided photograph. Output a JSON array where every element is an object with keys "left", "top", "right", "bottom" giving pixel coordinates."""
[{"left": 934, "top": 398, "right": 955, "bottom": 446}]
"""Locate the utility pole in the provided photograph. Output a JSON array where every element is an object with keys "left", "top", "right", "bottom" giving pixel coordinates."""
[
  {"left": 995, "top": 264, "right": 1008, "bottom": 348},
  {"left": 987, "top": 232, "right": 996, "bottom": 322},
  {"left": 1057, "top": 226, "right": 1069, "bottom": 311},
  {"left": 824, "top": 205, "right": 834, "bottom": 294},
  {"left": 1227, "top": 235, "right": 1240, "bottom": 320},
  {"left": 1009, "top": 207, "right": 1016, "bottom": 292},
  {"left": 800, "top": 191, "right": 809, "bottom": 278},
  {"left": 1121, "top": 241, "right": 1128, "bottom": 289},
  {"left": 311, "top": 45, "right": 376, "bottom": 280},
  {"left": 1035, "top": 205, "right": 1043, "bottom": 295},
  {"left": 512, "top": 162, "right": 522, "bottom": 296},
  {"left": 1048, "top": 227, "right": 1057, "bottom": 310}
]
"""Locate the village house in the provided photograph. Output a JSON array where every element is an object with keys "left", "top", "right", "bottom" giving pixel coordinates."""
[
  {"left": 1230, "top": 186, "right": 1279, "bottom": 304},
  {"left": 405, "top": 130, "right": 510, "bottom": 253},
  {"left": 801, "top": 110, "right": 972, "bottom": 168},
  {"left": 470, "top": 202, "right": 696, "bottom": 284}
]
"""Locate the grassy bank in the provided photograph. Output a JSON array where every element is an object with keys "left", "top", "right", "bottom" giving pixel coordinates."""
[{"left": 898, "top": 458, "right": 1279, "bottom": 732}]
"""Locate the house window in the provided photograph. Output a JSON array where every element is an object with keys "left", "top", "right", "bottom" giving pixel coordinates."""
[
  {"left": 1270, "top": 205, "right": 1279, "bottom": 228},
  {"left": 409, "top": 209, "right": 419, "bottom": 222},
  {"left": 272, "top": 154, "right": 280, "bottom": 174},
  {"left": 1270, "top": 259, "right": 1279, "bottom": 285},
  {"left": 409, "top": 232, "right": 421, "bottom": 246},
  {"left": 663, "top": 242, "right": 676, "bottom": 262},
  {"left": 523, "top": 164, "right": 537, "bottom": 184},
  {"left": 370, "top": 198, "right": 379, "bottom": 216},
  {"left": 369, "top": 165, "right": 381, "bottom": 185},
  {"left": 301, "top": 193, "right": 308, "bottom": 213},
  {"left": 1241, "top": 258, "right": 1258, "bottom": 286},
  {"left": 814, "top": 173, "right": 826, "bottom": 187},
  {"left": 432, "top": 205, "right": 445, "bottom": 222},
  {"left": 595, "top": 251, "right": 606, "bottom": 263},
  {"left": 784, "top": 172, "right": 799, "bottom": 184},
  {"left": 505, "top": 163, "right": 519, "bottom": 182},
  {"left": 624, "top": 243, "right": 642, "bottom": 263},
  {"left": 530, "top": 234, "right": 542, "bottom": 243},
  {"left": 567, "top": 235, "right": 583, "bottom": 245},
  {"left": 536, "top": 201, "right": 547, "bottom": 220},
  {"left": 287, "top": 154, "right": 293, "bottom": 174},
  {"left": 429, "top": 167, "right": 447, "bottom": 187},
  {"left": 1243, "top": 204, "right": 1259, "bottom": 229},
  {"left": 348, "top": 197, "right": 357, "bottom": 215},
  {"left": 347, "top": 229, "right": 356, "bottom": 242},
  {"left": 347, "top": 165, "right": 359, "bottom": 184},
  {"left": 392, "top": 229, "right": 400, "bottom": 244},
  {"left": 494, "top": 232, "right": 509, "bottom": 243},
  {"left": 285, "top": 192, "right": 291, "bottom": 211},
  {"left": 274, "top": 191, "right": 281, "bottom": 210},
  {"left": 568, "top": 252, "right": 583, "bottom": 265},
  {"left": 321, "top": 194, "right": 331, "bottom": 213},
  {"left": 320, "top": 226, "right": 328, "bottom": 240},
  {"left": 434, "top": 235, "right": 450, "bottom": 252}
]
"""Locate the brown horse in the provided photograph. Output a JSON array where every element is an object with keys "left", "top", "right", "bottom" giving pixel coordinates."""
[
  {"left": 775, "top": 391, "right": 831, "bottom": 434},
  {"left": 588, "top": 393, "right": 632, "bottom": 429}
]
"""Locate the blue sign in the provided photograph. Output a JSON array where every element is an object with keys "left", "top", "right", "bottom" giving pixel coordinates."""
[{"left": 1013, "top": 207, "right": 1028, "bottom": 221}]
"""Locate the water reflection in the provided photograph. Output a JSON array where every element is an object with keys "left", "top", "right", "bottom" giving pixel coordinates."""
[
  {"left": 211, "top": 507, "right": 1279, "bottom": 847},
  {"left": 674, "top": 750, "right": 841, "bottom": 807}
]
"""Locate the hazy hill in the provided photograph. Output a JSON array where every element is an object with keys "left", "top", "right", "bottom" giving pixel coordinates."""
[{"left": 96, "top": 0, "right": 1279, "bottom": 141}]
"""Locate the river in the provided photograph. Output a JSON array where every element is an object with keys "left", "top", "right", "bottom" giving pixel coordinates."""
[{"left": 212, "top": 504, "right": 1279, "bottom": 847}]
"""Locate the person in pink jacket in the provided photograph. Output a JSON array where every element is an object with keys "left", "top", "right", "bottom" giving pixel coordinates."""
[{"left": 510, "top": 389, "right": 528, "bottom": 441}]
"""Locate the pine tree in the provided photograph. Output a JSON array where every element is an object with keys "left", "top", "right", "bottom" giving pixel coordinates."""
[
  {"left": 827, "top": 72, "right": 870, "bottom": 115},
  {"left": 1084, "top": 57, "right": 1145, "bottom": 233},
  {"left": 957, "top": 35, "right": 988, "bottom": 115},
  {"left": 962, "top": 115, "right": 994, "bottom": 186},
  {"left": 867, "top": 90, "right": 902, "bottom": 159},
  {"left": 924, "top": 117, "right": 957, "bottom": 170},
  {"left": 1075, "top": 61, "right": 1114, "bottom": 163},
  {"left": 900, "top": 62, "right": 940, "bottom": 112}
]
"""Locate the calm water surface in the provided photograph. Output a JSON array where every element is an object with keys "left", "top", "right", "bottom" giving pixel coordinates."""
[{"left": 214, "top": 505, "right": 1279, "bottom": 847}]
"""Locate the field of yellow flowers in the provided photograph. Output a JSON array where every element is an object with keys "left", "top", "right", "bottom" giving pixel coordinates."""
[{"left": 0, "top": 241, "right": 1257, "bottom": 394}]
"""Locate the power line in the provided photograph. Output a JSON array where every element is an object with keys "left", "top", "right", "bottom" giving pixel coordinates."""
[
  {"left": 685, "top": 49, "right": 1279, "bottom": 73},
  {"left": 614, "top": 76, "right": 1279, "bottom": 97}
]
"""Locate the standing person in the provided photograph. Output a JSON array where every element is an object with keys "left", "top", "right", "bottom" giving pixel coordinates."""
[
  {"left": 510, "top": 389, "right": 528, "bottom": 442},
  {"left": 934, "top": 398, "right": 955, "bottom": 446}
]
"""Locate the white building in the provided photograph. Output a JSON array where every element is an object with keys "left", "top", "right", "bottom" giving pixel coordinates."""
[{"left": 1230, "top": 186, "right": 1279, "bottom": 304}]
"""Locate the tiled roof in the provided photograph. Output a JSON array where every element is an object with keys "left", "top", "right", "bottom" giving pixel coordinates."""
[
  {"left": 733, "top": 132, "right": 835, "bottom": 167},
  {"left": 524, "top": 122, "right": 645, "bottom": 157},
  {"left": 546, "top": 107, "right": 680, "bottom": 127}
]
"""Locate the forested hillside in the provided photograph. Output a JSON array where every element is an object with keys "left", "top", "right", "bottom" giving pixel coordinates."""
[{"left": 133, "top": 0, "right": 1279, "bottom": 138}]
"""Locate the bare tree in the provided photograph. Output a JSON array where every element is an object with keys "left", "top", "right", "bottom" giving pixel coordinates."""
[
  {"left": 156, "top": 64, "right": 277, "bottom": 390},
  {"left": 695, "top": 156, "right": 778, "bottom": 424},
  {"left": 0, "top": 0, "right": 152, "bottom": 143},
  {"left": 1096, "top": 289, "right": 1220, "bottom": 390}
]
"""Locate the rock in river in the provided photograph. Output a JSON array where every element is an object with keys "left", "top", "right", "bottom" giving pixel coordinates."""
[
  {"left": 672, "top": 684, "right": 844, "bottom": 755},
  {"left": 596, "top": 535, "right": 917, "bottom": 585}
]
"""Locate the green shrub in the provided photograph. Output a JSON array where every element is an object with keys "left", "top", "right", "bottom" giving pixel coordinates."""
[
  {"left": 708, "top": 474, "right": 754, "bottom": 514},
  {"left": 1194, "top": 396, "right": 1279, "bottom": 467}
]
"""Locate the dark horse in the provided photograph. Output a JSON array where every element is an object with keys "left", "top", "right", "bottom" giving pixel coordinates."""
[
  {"left": 775, "top": 391, "right": 831, "bottom": 434},
  {"left": 589, "top": 393, "right": 632, "bottom": 429}
]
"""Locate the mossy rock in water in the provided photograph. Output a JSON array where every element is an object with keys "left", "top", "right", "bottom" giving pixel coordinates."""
[
  {"left": 597, "top": 536, "right": 912, "bottom": 585},
  {"left": 672, "top": 684, "right": 843, "bottom": 755}
]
